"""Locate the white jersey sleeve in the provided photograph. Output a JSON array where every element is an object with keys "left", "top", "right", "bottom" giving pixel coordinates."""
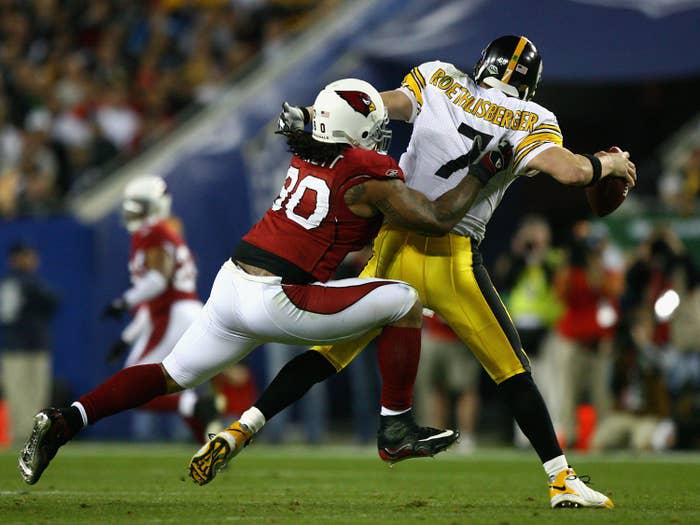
[
  {"left": 512, "top": 109, "right": 563, "bottom": 176},
  {"left": 396, "top": 61, "right": 438, "bottom": 123}
]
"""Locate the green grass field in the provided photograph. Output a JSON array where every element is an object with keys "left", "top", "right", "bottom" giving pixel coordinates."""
[{"left": 1, "top": 443, "right": 699, "bottom": 524}]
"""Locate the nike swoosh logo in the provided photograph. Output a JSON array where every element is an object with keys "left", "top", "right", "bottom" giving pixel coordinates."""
[
  {"left": 550, "top": 484, "right": 567, "bottom": 491},
  {"left": 418, "top": 430, "right": 455, "bottom": 442}
]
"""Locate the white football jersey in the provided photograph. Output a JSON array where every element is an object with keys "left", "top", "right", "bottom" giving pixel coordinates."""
[{"left": 397, "top": 61, "right": 563, "bottom": 242}]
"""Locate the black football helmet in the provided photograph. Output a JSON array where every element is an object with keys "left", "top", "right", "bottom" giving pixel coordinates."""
[{"left": 473, "top": 35, "right": 542, "bottom": 101}]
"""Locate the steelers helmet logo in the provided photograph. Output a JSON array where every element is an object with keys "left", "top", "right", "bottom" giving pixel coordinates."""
[{"left": 335, "top": 90, "right": 376, "bottom": 116}]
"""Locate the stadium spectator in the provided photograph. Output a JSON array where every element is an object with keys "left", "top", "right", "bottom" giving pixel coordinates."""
[
  {"left": 492, "top": 215, "right": 562, "bottom": 446},
  {"left": 415, "top": 313, "right": 480, "bottom": 453},
  {"left": 0, "top": 0, "right": 332, "bottom": 218},
  {"left": 0, "top": 241, "right": 59, "bottom": 442},
  {"left": 547, "top": 222, "right": 624, "bottom": 447},
  {"left": 591, "top": 307, "right": 676, "bottom": 452},
  {"left": 622, "top": 226, "right": 700, "bottom": 449}
]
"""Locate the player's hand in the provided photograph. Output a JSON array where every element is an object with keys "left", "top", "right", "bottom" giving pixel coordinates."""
[
  {"left": 106, "top": 338, "right": 130, "bottom": 365},
  {"left": 596, "top": 149, "right": 636, "bottom": 188},
  {"left": 101, "top": 297, "right": 128, "bottom": 319},
  {"left": 469, "top": 139, "right": 513, "bottom": 185},
  {"left": 278, "top": 102, "right": 306, "bottom": 132}
]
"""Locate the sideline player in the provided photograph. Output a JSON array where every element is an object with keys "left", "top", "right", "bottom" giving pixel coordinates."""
[
  {"left": 273, "top": 35, "right": 636, "bottom": 509},
  {"left": 102, "top": 176, "right": 218, "bottom": 441},
  {"left": 18, "top": 78, "right": 510, "bottom": 486}
]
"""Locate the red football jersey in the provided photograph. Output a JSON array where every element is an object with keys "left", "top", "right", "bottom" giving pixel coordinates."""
[
  {"left": 129, "top": 219, "right": 199, "bottom": 318},
  {"left": 242, "top": 147, "right": 404, "bottom": 282}
]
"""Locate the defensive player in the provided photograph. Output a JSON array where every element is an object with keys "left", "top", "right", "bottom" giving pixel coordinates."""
[
  {"left": 272, "top": 35, "right": 636, "bottom": 509},
  {"left": 101, "top": 176, "right": 218, "bottom": 441},
  {"left": 18, "top": 78, "right": 509, "bottom": 486}
]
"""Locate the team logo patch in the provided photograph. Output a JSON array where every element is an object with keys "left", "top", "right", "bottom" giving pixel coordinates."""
[
  {"left": 385, "top": 169, "right": 399, "bottom": 178},
  {"left": 487, "top": 64, "right": 499, "bottom": 75},
  {"left": 335, "top": 90, "right": 376, "bottom": 116}
]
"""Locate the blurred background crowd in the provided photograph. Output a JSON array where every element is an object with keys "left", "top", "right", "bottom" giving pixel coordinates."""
[
  {"left": 1, "top": 0, "right": 699, "bottom": 453},
  {"left": 0, "top": 0, "right": 332, "bottom": 217}
]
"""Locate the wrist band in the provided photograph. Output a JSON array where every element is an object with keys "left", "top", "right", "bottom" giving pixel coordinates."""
[
  {"left": 583, "top": 154, "right": 602, "bottom": 186},
  {"left": 301, "top": 107, "right": 311, "bottom": 125}
]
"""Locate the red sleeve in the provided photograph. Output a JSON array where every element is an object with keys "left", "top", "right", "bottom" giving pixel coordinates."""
[{"left": 345, "top": 148, "right": 405, "bottom": 182}]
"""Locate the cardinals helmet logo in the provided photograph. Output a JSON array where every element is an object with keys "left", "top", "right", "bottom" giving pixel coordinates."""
[{"left": 335, "top": 90, "right": 376, "bottom": 116}]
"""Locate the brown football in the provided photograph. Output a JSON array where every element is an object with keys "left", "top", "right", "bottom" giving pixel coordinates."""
[{"left": 585, "top": 146, "right": 629, "bottom": 217}]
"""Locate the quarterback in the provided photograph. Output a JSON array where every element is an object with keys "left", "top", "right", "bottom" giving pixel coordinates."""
[
  {"left": 18, "top": 78, "right": 509, "bottom": 487},
  {"left": 271, "top": 35, "right": 636, "bottom": 508}
]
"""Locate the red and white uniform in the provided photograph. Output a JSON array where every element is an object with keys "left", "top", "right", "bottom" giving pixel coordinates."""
[
  {"left": 123, "top": 220, "right": 203, "bottom": 367},
  {"left": 163, "top": 148, "right": 418, "bottom": 388}
]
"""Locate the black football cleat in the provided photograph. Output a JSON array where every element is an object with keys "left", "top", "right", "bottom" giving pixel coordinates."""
[
  {"left": 18, "top": 408, "right": 70, "bottom": 485},
  {"left": 377, "top": 410, "right": 459, "bottom": 464}
]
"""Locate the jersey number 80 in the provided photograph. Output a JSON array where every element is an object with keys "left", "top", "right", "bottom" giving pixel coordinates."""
[{"left": 272, "top": 166, "right": 330, "bottom": 230}]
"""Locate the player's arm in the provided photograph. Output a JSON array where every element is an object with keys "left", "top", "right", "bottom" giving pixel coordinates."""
[
  {"left": 102, "top": 246, "right": 174, "bottom": 319},
  {"left": 526, "top": 146, "right": 636, "bottom": 188},
  {"left": 380, "top": 90, "right": 413, "bottom": 122},
  {"left": 346, "top": 144, "right": 511, "bottom": 236},
  {"left": 281, "top": 91, "right": 412, "bottom": 129},
  {"left": 124, "top": 246, "right": 173, "bottom": 305}
]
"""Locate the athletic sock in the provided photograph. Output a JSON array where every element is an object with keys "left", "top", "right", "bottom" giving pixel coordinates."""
[
  {"left": 77, "top": 364, "right": 167, "bottom": 425},
  {"left": 376, "top": 326, "right": 420, "bottom": 411},
  {"left": 380, "top": 407, "right": 412, "bottom": 416},
  {"left": 498, "top": 372, "right": 563, "bottom": 463},
  {"left": 543, "top": 455, "right": 569, "bottom": 479},
  {"left": 239, "top": 407, "right": 266, "bottom": 433},
  {"left": 255, "top": 350, "right": 336, "bottom": 420}
]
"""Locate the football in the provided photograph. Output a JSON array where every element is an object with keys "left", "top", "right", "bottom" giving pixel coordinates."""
[{"left": 585, "top": 146, "right": 629, "bottom": 217}]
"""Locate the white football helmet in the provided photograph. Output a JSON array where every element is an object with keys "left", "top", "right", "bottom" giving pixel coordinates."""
[
  {"left": 121, "top": 175, "right": 172, "bottom": 232},
  {"left": 312, "top": 78, "right": 391, "bottom": 153}
]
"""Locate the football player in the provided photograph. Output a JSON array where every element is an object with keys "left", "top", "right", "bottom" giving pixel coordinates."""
[
  {"left": 18, "top": 78, "right": 509, "bottom": 486},
  {"left": 101, "top": 176, "right": 219, "bottom": 441},
  {"left": 274, "top": 35, "right": 636, "bottom": 509}
]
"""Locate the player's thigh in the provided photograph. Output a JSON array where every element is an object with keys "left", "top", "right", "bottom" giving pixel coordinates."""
[
  {"left": 262, "top": 277, "right": 417, "bottom": 344},
  {"left": 431, "top": 249, "right": 529, "bottom": 384},
  {"left": 135, "top": 301, "right": 203, "bottom": 366},
  {"left": 162, "top": 305, "right": 258, "bottom": 389}
]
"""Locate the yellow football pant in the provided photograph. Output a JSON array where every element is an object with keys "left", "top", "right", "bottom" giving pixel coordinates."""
[{"left": 314, "top": 224, "right": 530, "bottom": 384}]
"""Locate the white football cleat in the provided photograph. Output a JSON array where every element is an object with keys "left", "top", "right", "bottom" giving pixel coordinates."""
[{"left": 549, "top": 467, "right": 614, "bottom": 509}]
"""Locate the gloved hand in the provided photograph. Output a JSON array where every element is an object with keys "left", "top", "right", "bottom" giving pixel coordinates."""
[
  {"left": 278, "top": 102, "right": 308, "bottom": 132},
  {"left": 106, "top": 338, "right": 130, "bottom": 365},
  {"left": 469, "top": 139, "right": 513, "bottom": 185},
  {"left": 101, "top": 297, "right": 128, "bottom": 319}
]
